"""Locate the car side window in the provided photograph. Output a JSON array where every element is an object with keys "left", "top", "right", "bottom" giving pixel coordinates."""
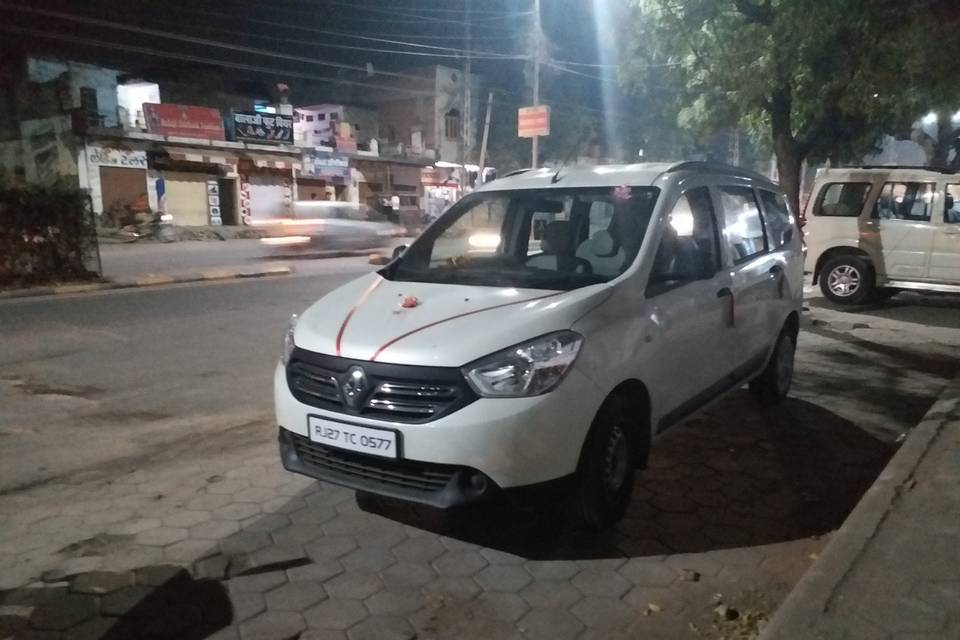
[
  {"left": 758, "top": 189, "right": 795, "bottom": 249},
  {"left": 873, "top": 182, "right": 935, "bottom": 222},
  {"left": 815, "top": 183, "right": 871, "bottom": 217},
  {"left": 646, "top": 187, "right": 720, "bottom": 296},
  {"left": 719, "top": 186, "right": 767, "bottom": 264},
  {"left": 945, "top": 184, "right": 960, "bottom": 224}
]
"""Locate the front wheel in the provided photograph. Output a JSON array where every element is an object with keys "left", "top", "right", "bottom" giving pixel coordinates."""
[
  {"left": 569, "top": 396, "right": 636, "bottom": 531},
  {"left": 820, "top": 255, "right": 875, "bottom": 305},
  {"left": 750, "top": 331, "right": 796, "bottom": 407}
]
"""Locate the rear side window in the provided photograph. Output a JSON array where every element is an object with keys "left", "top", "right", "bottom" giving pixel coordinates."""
[
  {"left": 816, "top": 183, "right": 871, "bottom": 217},
  {"left": 946, "top": 184, "right": 960, "bottom": 224},
  {"left": 758, "top": 189, "right": 795, "bottom": 249},
  {"left": 873, "top": 182, "right": 935, "bottom": 222},
  {"left": 719, "top": 186, "right": 767, "bottom": 264}
]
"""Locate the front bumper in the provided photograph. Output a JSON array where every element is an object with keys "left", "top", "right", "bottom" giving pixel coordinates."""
[{"left": 273, "top": 361, "right": 603, "bottom": 491}]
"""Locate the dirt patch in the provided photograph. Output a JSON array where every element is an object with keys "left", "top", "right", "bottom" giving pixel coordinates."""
[
  {"left": 13, "top": 380, "right": 104, "bottom": 399},
  {"left": 690, "top": 590, "right": 773, "bottom": 640}
]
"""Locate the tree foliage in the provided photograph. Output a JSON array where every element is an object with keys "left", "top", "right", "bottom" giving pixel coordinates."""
[{"left": 619, "top": 0, "right": 960, "bottom": 213}]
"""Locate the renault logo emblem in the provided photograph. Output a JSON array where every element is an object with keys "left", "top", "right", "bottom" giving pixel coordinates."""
[{"left": 341, "top": 366, "right": 367, "bottom": 409}]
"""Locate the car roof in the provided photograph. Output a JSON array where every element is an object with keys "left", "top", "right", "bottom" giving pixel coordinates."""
[
  {"left": 814, "top": 166, "right": 959, "bottom": 179},
  {"left": 476, "top": 161, "right": 779, "bottom": 192}
]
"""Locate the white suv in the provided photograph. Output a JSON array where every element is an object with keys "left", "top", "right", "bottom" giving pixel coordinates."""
[
  {"left": 805, "top": 166, "right": 960, "bottom": 305},
  {"left": 275, "top": 162, "right": 804, "bottom": 528}
]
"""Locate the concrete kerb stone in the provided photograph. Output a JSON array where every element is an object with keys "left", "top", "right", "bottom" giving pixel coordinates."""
[
  {"left": 0, "top": 265, "right": 293, "bottom": 300},
  {"left": 760, "top": 376, "right": 960, "bottom": 640}
]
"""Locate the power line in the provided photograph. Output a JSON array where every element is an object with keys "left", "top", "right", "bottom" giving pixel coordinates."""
[
  {"left": 283, "top": 0, "right": 524, "bottom": 17},
  {"left": 201, "top": 0, "right": 508, "bottom": 30},
  {"left": 0, "top": 24, "right": 437, "bottom": 98},
  {"left": 140, "top": 17, "right": 524, "bottom": 60},
  {"left": 93, "top": 2, "right": 523, "bottom": 59},
  {"left": 3, "top": 3, "right": 496, "bottom": 80}
]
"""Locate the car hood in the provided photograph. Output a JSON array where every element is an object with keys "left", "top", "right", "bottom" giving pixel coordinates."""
[{"left": 294, "top": 273, "right": 613, "bottom": 367}]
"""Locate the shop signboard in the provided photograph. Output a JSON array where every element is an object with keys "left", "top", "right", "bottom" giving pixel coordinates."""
[
  {"left": 518, "top": 105, "right": 550, "bottom": 138},
  {"left": 143, "top": 103, "right": 225, "bottom": 140},
  {"left": 303, "top": 152, "right": 351, "bottom": 180},
  {"left": 232, "top": 110, "right": 293, "bottom": 144},
  {"left": 87, "top": 145, "right": 148, "bottom": 169}
]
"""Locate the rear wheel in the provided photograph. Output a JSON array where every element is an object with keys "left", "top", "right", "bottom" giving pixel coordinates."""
[
  {"left": 750, "top": 330, "right": 796, "bottom": 407},
  {"left": 570, "top": 396, "right": 636, "bottom": 531},
  {"left": 820, "top": 255, "right": 875, "bottom": 305}
]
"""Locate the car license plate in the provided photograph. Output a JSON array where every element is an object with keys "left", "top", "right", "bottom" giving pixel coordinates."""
[{"left": 307, "top": 416, "right": 399, "bottom": 459}]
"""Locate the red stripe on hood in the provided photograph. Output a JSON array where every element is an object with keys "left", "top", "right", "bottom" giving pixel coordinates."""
[
  {"left": 369, "top": 291, "right": 565, "bottom": 362},
  {"left": 335, "top": 277, "right": 383, "bottom": 356}
]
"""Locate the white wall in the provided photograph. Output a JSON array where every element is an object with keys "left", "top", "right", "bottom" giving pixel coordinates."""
[{"left": 117, "top": 82, "right": 161, "bottom": 129}]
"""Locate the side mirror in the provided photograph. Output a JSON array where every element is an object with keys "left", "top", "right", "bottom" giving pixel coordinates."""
[{"left": 391, "top": 244, "right": 407, "bottom": 259}]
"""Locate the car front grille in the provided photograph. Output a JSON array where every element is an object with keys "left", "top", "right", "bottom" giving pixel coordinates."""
[
  {"left": 290, "top": 432, "right": 458, "bottom": 492},
  {"left": 286, "top": 348, "right": 477, "bottom": 424}
]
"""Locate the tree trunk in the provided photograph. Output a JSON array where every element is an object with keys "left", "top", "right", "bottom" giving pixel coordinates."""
[
  {"left": 930, "top": 112, "right": 956, "bottom": 167},
  {"left": 773, "top": 133, "right": 804, "bottom": 220}
]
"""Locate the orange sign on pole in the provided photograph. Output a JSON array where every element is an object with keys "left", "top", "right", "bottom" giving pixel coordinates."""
[{"left": 518, "top": 105, "right": 550, "bottom": 138}]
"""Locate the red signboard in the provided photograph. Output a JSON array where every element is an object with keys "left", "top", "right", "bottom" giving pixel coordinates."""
[
  {"left": 518, "top": 105, "right": 550, "bottom": 138},
  {"left": 143, "top": 103, "right": 225, "bottom": 140}
]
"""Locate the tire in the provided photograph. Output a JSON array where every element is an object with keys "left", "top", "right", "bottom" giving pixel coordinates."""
[
  {"left": 819, "top": 255, "right": 875, "bottom": 305},
  {"left": 750, "top": 330, "right": 796, "bottom": 407},
  {"left": 569, "top": 395, "right": 636, "bottom": 531}
]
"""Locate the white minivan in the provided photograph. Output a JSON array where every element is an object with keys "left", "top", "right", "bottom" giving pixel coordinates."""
[
  {"left": 805, "top": 166, "right": 960, "bottom": 304},
  {"left": 275, "top": 162, "right": 804, "bottom": 528}
]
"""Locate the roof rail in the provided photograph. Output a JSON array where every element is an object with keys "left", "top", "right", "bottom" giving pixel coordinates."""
[
  {"left": 661, "top": 161, "right": 774, "bottom": 184},
  {"left": 842, "top": 165, "right": 959, "bottom": 175},
  {"left": 500, "top": 168, "right": 535, "bottom": 178}
]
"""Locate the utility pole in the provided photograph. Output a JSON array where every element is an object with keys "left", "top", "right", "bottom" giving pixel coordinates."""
[
  {"left": 478, "top": 91, "right": 494, "bottom": 182},
  {"left": 462, "top": 0, "right": 471, "bottom": 173},
  {"left": 531, "top": 0, "right": 541, "bottom": 169}
]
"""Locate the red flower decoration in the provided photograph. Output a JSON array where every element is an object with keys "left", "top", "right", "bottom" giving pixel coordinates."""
[{"left": 400, "top": 296, "right": 420, "bottom": 308}]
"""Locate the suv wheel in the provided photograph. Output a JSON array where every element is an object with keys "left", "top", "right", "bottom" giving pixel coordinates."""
[
  {"left": 820, "top": 255, "right": 874, "bottom": 305},
  {"left": 750, "top": 330, "right": 796, "bottom": 407},
  {"left": 570, "top": 395, "right": 636, "bottom": 530}
]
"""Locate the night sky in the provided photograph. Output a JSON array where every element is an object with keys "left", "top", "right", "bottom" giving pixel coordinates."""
[{"left": 3, "top": 0, "right": 614, "bottom": 108}]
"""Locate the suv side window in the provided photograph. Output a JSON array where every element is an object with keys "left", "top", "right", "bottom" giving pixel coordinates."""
[
  {"left": 816, "top": 183, "right": 871, "bottom": 217},
  {"left": 758, "top": 189, "right": 795, "bottom": 249},
  {"left": 873, "top": 182, "right": 935, "bottom": 222},
  {"left": 719, "top": 186, "right": 767, "bottom": 264},
  {"left": 647, "top": 187, "right": 720, "bottom": 296},
  {"left": 945, "top": 184, "right": 960, "bottom": 224}
]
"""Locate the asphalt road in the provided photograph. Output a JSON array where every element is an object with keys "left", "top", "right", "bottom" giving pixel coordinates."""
[{"left": 0, "top": 262, "right": 373, "bottom": 492}]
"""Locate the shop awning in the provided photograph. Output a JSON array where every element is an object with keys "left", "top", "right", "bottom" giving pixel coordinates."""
[
  {"left": 244, "top": 153, "right": 302, "bottom": 171},
  {"left": 162, "top": 146, "right": 238, "bottom": 168}
]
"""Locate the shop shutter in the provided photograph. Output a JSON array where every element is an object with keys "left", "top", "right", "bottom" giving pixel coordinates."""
[
  {"left": 164, "top": 172, "right": 211, "bottom": 226},
  {"left": 248, "top": 175, "right": 288, "bottom": 221}
]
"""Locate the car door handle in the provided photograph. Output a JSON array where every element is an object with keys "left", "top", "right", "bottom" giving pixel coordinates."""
[{"left": 717, "top": 288, "right": 735, "bottom": 327}]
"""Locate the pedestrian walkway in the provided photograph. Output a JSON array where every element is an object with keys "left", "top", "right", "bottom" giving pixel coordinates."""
[{"left": 762, "top": 377, "right": 960, "bottom": 640}]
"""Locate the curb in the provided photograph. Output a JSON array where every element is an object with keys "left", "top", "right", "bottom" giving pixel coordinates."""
[
  {"left": 760, "top": 377, "right": 960, "bottom": 639},
  {"left": 0, "top": 266, "right": 293, "bottom": 300}
]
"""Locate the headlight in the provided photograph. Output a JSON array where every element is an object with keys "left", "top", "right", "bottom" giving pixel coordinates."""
[
  {"left": 281, "top": 314, "right": 298, "bottom": 365},
  {"left": 463, "top": 331, "right": 583, "bottom": 398}
]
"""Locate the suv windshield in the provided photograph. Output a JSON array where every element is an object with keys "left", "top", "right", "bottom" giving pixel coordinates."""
[{"left": 382, "top": 186, "right": 659, "bottom": 290}]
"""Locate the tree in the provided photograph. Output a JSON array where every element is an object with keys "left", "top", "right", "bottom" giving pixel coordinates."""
[{"left": 619, "top": 0, "right": 960, "bottom": 215}]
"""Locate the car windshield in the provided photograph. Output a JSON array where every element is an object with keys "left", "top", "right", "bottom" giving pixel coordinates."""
[{"left": 381, "top": 186, "right": 659, "bottom": 290}]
